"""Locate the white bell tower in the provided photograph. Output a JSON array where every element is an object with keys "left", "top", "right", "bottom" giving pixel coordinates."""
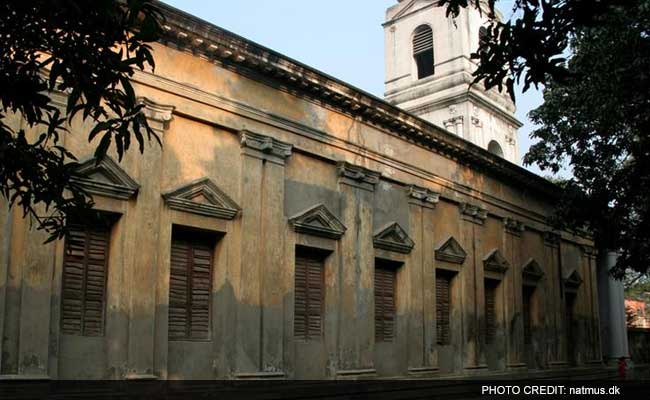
[{"left": 384, "top": 0, "right": 522, "bottom": 163}]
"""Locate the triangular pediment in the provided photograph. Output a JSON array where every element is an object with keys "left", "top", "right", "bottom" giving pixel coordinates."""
[
  {"left": 373, "top": 222, "right": 415, "bottom": 254},
  {"left": 389, "top": 0, "right": 434, "bottom": 22},
  {"left": 162, "top": 178, "right": 240, "bottom": 220},
  {"left": 289, "top": 204, "right": 346, "bottom": 240},
  {"left": 72, "top": 156, "right": 139, "bottom": 200},
  {"left": 522, "top": 258, "right": 544, "bottom": 281},
  {"left": 483, "top": 249, "right": 509, "bottom": 274},
  {"left": 564, "top": 270, "right": 583, "bottom": 290},
  {"left": 435, "top": 236, "right": 467, "bottom": 264}
]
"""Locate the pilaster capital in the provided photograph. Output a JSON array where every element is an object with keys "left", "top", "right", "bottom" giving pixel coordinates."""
[
  {"left": 406, "top": 184, "right": 440, "bottom": 208},
  {"left": 504, "top": 217, "right": 525, "bottom": 237},
  {"left": 337, "top": 161, "right": 380, "bottom": 191},
  {"left": 543, "top": 231, "right": 561, "bottom": 248},
  {"left": 137, "top": 97, "right": 175, "bottom": 133},
  {"left": 459, "top": 202, "right": 487, "bottom": 225},
  {"left": 239, "top": 130, "right": 293, "bottom": 165},
  {"left": 581, "top": 245, "right": 598, "bottom": 260}
]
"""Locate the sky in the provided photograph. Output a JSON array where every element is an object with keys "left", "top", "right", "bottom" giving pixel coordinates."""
[{"left": 163, "top": 0, "right": 546, "bottom": 175}]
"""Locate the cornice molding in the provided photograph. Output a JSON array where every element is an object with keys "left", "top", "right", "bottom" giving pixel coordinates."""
[
  {"left": 72, "top": 156, "right": 139, "bottom": 200},
  {"left": 152, "top": 1, "right": 561, "bottom": 201}
]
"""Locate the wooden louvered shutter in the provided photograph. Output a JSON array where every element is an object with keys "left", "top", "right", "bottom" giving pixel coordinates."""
[
  {"left": 436, "top": 272, "right": 451, "bottom": 345},
  {"left": 565, "top": 293, "right": 576, "bottom": 345},
  {"left": 294, "top": 252, "right": 324, "bottom": 340},
  {"left": 485, "top": 281, "right": 497, "bottom": 344},
  {"left": 169, "top": 234, "right": 213, "bottom": 340},
  {"left": 522, "top": 286, "right": 534, "bottom": 345},
  {"left": 375, "top": 263, "right": 396, "bottom": 342},
  {"left": 413, "top": 25, "right": 434, "bottom": 79},
  {"left": 413, "top": 25, "right": 433, "bottom": 55},
  {"left": 61, "top": 221, "right": 110, "bottom": 336}
]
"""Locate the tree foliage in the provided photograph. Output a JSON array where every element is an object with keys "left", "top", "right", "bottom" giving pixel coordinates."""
[
  {"left": 625, "top": 272, "right": 650, "bottom": 300},
  {"left": 439, "top": 0, "right": 630, "bottom": 100},
  {"left": 527, "top": 1, "right": 650, "bottom": 277},
  {"left": 441, "top": 0, "right": 650, "bottom": 276},
  {"left": 0, "top": 0, "right": 161, "bottom": 241}
]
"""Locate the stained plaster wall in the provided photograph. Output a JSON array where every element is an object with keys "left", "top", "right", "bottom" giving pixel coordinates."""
[{"left": 0, "top": 40, "right": 602, "bottom": 379}]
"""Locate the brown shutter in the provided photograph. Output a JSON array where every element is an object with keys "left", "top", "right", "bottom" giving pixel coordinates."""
[
  {"left": 294, "top": 252, "right": 324, "bottom": 340},
  {"left": 565, "top": 293, "right": 575, "bottom": 344},
  {"left": 169, "top": 234, "right": 213, "bottom": 340},
  {"left": 61, "top": 221, "right": 110, "bottom": 336},
  {"left": 485, "top": 281, "right": 497, "bottom": 344},
  {"left": 375, "top": 264, "right": 396, "bottom": 342},
  {"left": 523, "top": 286, "right": 534, "bottom": 345},
  {"left": 436, "top": 272, "right": 451, "bottom": 345}
]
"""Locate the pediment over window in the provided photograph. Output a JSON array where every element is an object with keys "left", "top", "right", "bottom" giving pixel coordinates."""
[
  {"left": 289, "top": 204, "right": 346, "bottom": 240},
  {"left": 162, "top": 178, "right": 240, "bottom": 220},
  {"left": 564, "top": 270, "right": 583, "bottom": 292},
  {"left": 483, "top": 249, "right": 509, "bottom": 274},
  {"left": 72, "top": 156, "right": 139, "bottom": 200},
  {"left": 373, "top": 222, "right": 415, "bottom": 254},
  {"left": 435, "top": 236, "right": 467, "bottom": 264},
  {"left": 522, "top": 258, "right": 544, "bottom": 281}
]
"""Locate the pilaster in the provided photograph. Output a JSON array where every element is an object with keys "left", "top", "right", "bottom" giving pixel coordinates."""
[
  {"left": 581, "top": 246, "right": 603, "bottom": 364},
  {"left": 543, "top": 232, "right": 567, "bottom": 368},
  {"left": 235, "top": 130, "right": 292, "bottom": 378},
  {"left": 335, "top": 162, "right": 379, "bottom": 377},
  {"left": 125, "top": 98, "right": 174, "bottom": 379},
  {"left": 458, "top": 202, "right": 488, "bottom": 373},
  {"left": 406, "top": 185, "right": 439, "bottom": 376},
  {"left": 504, "top": 218, "right": 526, "bottom": 370},
  {"left": 0, "top": 203, "right": 12, "bottom": 375}
]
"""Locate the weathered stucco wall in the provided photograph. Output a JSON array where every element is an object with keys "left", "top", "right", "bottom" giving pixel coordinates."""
[{"left": 0, "top": 19, "right": 602, "bottom": 379}]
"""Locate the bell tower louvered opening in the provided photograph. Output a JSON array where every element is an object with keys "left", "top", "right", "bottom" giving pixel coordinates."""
[{"left": 413, "top": 25, "right": 434, "bottom": 79}]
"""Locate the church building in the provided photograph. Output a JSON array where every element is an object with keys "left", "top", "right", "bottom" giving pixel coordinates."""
[{"left": 0, "top": 0, "right": 626, "bottom": 379}]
